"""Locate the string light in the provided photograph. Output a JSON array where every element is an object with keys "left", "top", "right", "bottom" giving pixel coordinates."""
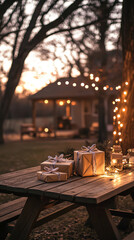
[
  {"left": 81, "top": 82, "right": 85, "bottom": 87},
  {"left": 123, "top": 91, "right": 127, "bottom": 95},
  {"left": 90, "top": 73, "right": 94, "bottom": 80},
  {"left": 67, "top": 100, "right": 71, "bottom": 104},
  {"left": 65, "top": 81, "right": 69, "bottom": 85},
  {"left": 73, "top": 83, "right": 77, "bottom": 87},
  {"left": 85, "top": 85, "right": 89, "bottom": 89},
  {"left": 95, "top": 77, "right": 99, "bottom": 82},
  {"left": 112, "top": 101, "right": 115, "bottom": 105},
  {"left": 95, "top": 86, "right": 99, "bottom": 91},
  {"left": 125, "top": 81, "right": 128, "bottom": 85},
  {"left": 92, "top": 83, "right": 95, "bottom": 87},
  {"left": 122, "top": 108, "right": 126, "bottom": 112},
  {"left": 103, "top": 86, "right": 107, "bottom": 91},
  {"left": 57, "top": 81, "right": 61, "bottom": 85},
  {"left": 113, "top": 131, "right": 117, "bottom": 135}
]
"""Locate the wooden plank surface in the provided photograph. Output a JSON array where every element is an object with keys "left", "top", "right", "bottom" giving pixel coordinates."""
[{"left": 0, "top": 167, "right": 134, "bottom": 205}]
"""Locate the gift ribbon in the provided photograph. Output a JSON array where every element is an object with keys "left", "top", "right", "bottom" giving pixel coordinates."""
[
  {"left": 76, "top": 144, "right": 98, "bottom": 175},
  {"left": 42, "top": 166, "right": 61, "bottom": 180},
  {"left": 48, "top": 154, "right": 67, "bottom": 163}
]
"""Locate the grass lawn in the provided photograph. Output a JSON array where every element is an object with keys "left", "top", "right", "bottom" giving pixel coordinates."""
[{"left": 0, "top": 138, "right": 87, "bottom": 174}]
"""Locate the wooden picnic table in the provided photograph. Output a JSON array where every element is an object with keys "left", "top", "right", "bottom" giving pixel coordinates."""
[{"left": 0, "top": 166, "right": 134, "bottom": 240}]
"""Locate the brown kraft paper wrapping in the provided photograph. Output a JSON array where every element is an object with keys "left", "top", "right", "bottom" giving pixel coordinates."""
[
  {"left": 37, "top": 171, "right": 67, "bottom": 182},
  {"left": 41, "top": 160, "right": 74, "bottom": 178},
  {"left": 74, "top": 150, "right": 105, "bottom": 177}
]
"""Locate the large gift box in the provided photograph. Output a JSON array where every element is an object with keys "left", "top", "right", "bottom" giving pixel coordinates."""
[
  {"left": 41, "top": 154, "right": 74, "bottom": 178},
  {"left": 37, "top": 166, "right": 67, "bottom": 182},
  {"left": 74, "top": 144, "right": 105, "bottom": 177}
]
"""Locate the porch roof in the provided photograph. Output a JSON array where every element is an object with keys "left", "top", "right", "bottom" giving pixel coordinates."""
[{"left": 29, "top": 76, "right": 116, "bottom": 101}]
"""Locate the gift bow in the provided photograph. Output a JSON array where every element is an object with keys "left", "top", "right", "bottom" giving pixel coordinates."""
[
  {"left": 48, "top": 154, "right": 67, "bottom": 163},
  {"left": 42, "top": 166, "right": 61, "bottom": 180},
  {"left": 43, "top": 166, "right": 59, "bottom": 173},
  {"left": 81, "top": 144, "right": 98, "bottom": 152}
]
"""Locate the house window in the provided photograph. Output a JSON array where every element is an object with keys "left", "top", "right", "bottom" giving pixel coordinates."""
[{"left": 92, "top": 100, "right": 99, "bottom": 116}]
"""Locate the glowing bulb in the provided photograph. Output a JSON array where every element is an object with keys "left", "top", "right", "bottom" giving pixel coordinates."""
[
  {"left": 113, "top": 131, "right": 117, "bottom": 135},
  {"left": 44, "top": 99, "right": 48, "bottom": 104},
  {"left": 110, "top": 87, "right": 113, "bottom": 90},
  {"left": 113, "top": 116, "right": 116, "bottom": 120},
  {"left": 73, "top": 83, "right": 77, "bottom": 87},
  {"left": 118, "top": 132, "right": 121, "bottom": 135},
  {"left": 122, "top": 108, "right": 126, "bottom": 112},
  {"left": 95, "top": 77, "right": 99, "bottom": 82},
  {"left": 95, "top": 87, "right": 99, "bottom": 91},
  {"left": 118, "top": 121, "right": 121, "bottom": 124},
  {"left": 112, "top": 159, "right": 117, "bottom": 164},
  {"left": 117, "top": 114, "right": 120, "bottom": 118},
  {"left": 123, "top": 91, "right": 127, "bottom": 95},
  {"left": 115, "top": 107, "right": 118, "bottom": 111},
  {"left": 125, "top": 81, "right": 128, "bottom": 85},
  {"left": 124, "top": 99, "right": 127, "bottom": 103},
  {"left": 120, "top": 123, "right": 123, "bottom": 127},
  {"left": 65, "top": 81, "right": 69, "bottom": 85},
  {"left": 112, "top": 101, "right": 115, "bottom": 105},
  {"left": 85, "top": 85, "right": 89, "bottom": 89},
  {"left": 59, "top": 101, "right": 64, "bottom": 106},
  {"left": 81, "top": 82, "right": 85, "bottom": 87},
  {"left": 103, "top": 86, "right": 107, "bottom": 90},
  {"left": 119, "top": 138, "right": 122, "bottom": 142},
  {"left": 92, "top": 83, "right": 95, "bottom": 87},
  {"left": 44, "top": 128, "right": 49, "bottom": 133},
  {"left": 67, "top": 100, "right": 71, "bottom": 104},
  {"left": 90, "top": 73, "right": 94, "bottom": 80},
  {"left": 57, "top": 81, "right": 61, "bottom": 85}
]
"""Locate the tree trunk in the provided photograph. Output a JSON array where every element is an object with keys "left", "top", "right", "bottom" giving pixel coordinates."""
[
  {"left": 0, "top": 53, "right": 28, "bottom": 143},
  {"left": 121, "top": 0, "right": 134, "bottom": 153},
  {"left": 98, "top": 5, "right": 108, "bottom": 143}
]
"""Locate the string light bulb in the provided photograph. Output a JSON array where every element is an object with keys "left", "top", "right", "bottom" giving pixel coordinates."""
[
  {"left": 65, "top": 81, "right": 69, "bottom": 85},
  {"left": 90, "top": 74, "right": 94, "bottom": 80},
  {"left": 57, "top": 81, "right": 61, "bottom": 85},
  {"left": 81, "top": 82, "right": 85, "bottom": 87},
  {"left": 73, "top": 83, "right": 77, "bottom": 87},
  {"left": 95, "top": 77, "right": 99, "bottom": 82}
]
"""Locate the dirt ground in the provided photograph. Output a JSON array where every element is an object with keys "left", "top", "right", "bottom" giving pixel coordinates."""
[{"left": 27, "top": 195, "right": 134, "bottom": 240}]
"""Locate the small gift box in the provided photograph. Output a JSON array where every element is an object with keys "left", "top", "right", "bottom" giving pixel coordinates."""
[
  {"left": 37, "top": 166, "right": 67, "bottom": 182},
  {"left": 74, "top": 144, "right": 105, "bottom": 177},
  {"left": 41, "top": 154, "right": 74, "bottom": 178}
]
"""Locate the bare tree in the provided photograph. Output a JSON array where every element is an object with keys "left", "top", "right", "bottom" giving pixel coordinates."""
[{"left": 0, "top": 0, "right": 85, "bottom": 143}]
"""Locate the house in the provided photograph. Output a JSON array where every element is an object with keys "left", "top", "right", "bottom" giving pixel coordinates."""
[{"left": 29, "top": 76, "right": 117, "bottom": 138}]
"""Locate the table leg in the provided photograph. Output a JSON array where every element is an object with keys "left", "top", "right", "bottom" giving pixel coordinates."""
[
  {"left": 86, "top": 205, "right": 121, "bottom": 240},
  {"left": 9, "top": 196, "right": 46, "bottom": 240}
]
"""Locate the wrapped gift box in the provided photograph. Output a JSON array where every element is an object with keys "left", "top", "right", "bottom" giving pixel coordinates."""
[
  {"left": 74, "top": 145, "right": 105, "bottom": 177},
  {"left": 37, "top": 171, "right": 67, "bottom": 182},
  {"left": 41, "top": 155, "right": 74, "bottom": 178}
]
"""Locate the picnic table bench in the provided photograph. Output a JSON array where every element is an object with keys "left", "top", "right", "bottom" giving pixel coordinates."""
[{"left": 0, "top": 166, "right": 134, "bottom": 240}]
